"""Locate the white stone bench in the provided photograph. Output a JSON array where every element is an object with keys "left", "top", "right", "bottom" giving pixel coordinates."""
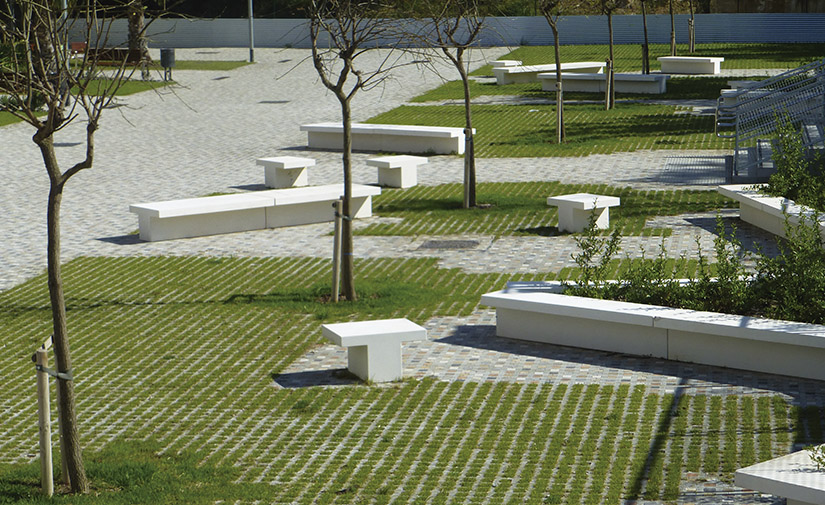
[
  {"left": 260, "top": 183, "right": 380, "bottom": 229},
  {"left": 481, "top": 287, "right": 825, "bottom": 381},
  {"left": 539, "top": 72, "right": 668, "bottom": 94},
  {"left": 546, "top": 193, "right": 620, "bottom": 233},
  {"left": 736, "top": 445, "right": 825, "bottom": 505},
  {"left": 491, "top": 59, "right": 522, "bottom": 68},
  {"left": 493, "top": 61, "right": 605, "bottom": 85},
  {"left": 256, "top": 156, "right": 315, "bottom": 188},
  {"left": 717, "top": 184, "right": 825, "bottom": 242},
  {"left": 130, "top": 183, "right": 381, "bottom": 241},
  {"left": 321, "top": 318, "right": 427, "bottom": 382},
  {"left": 658, "top": 56, "right": 724, "bottom": 74},
  {"left": 366, "top": 155, "right": 428, "bottom": 188},
  {"left": 300, "top": 123, "right": 473, "bottom": 155}
]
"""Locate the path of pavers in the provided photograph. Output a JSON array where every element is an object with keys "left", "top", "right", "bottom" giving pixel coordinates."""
[{"left": 1, "top": 48, "right": 806, "bottom": 504}]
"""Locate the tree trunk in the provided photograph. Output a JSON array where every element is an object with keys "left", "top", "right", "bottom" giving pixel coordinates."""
[
  {"left": 40, "top": 138, "right": 89, "bottom": 494},
  {"left": 669, "top": 0, "right": 677, "bottom": 56},
  {"left": 127, "top": 0, "right": 148, "bottom": 61},
  {"left": 607, "top": 12, "right": 615, "bottom": 110},
  {"left": 688, "top": 0, "right": 695, "bottom": 53},
  {"left": 458, "top": 52, "right": 475, "bottom": 208},
  {"left": 641, "top": 0, "right": 650, "bottom": 74},
  {"left": 551, "top": 21, "right": 565, "bottom": 143},
  {"left": 339, "top": 97, "right": 357, "bottom": 302}
]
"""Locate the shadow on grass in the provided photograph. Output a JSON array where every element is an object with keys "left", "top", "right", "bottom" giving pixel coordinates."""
[{"left": 271, "top": 368, "right": 360, "bottom": 389}]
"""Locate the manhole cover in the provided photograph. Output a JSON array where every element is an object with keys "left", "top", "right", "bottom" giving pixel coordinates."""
[{"left": 418, "top": 240, "right": 479, "bottom": 250}]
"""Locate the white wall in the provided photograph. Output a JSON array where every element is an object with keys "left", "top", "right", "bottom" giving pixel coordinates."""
[{"left": 71, "top": 13, "right": 825, "bottom": 49}]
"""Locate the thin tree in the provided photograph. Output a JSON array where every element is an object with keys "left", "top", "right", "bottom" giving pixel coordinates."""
[
  {"left": 421, "top": 0, "right": 483, "bottom": 208},
  {"left": 539, "top": 0, "right": 576, "bottom": 143},
  {"left": 0, "top": 0, "right": 163, "bottom": 493},
  {"left": 308, "top": 0, "right": 409, "bottom": 301},
  {"left": 640, "top": 0, "right": 649, "bottom": 74},
  {"left": 669, "top": 0, "right": 676, "bottom": 56},
  {"left": 687, "top": 0, "right": 695, "bottom": 53},
  {"left": 601, "top": 0, "right": 626, "bottom": 110}
]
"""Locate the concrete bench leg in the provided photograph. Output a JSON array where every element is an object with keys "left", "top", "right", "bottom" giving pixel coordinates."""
[
  {"left": 346, "top": 340, "right": 403, "bottom": 383},
  {"left": 558, "top": 206, "right": 610, "bottom": 233}
]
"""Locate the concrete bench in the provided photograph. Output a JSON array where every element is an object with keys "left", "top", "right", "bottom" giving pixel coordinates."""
[
  {"left": 658, "top": 56, "right": 724, "bottom": 74},
  {"left": 539, "top": 72, "right": 668, "bottom": 94},
  {"left": 256, "top": 156, "right": 315, "bottom": 188},
  {"left": 259, "top": 183, "right": 381, "bottom": 228},
  {"left": 493, "top": 61, "right": 605, "bottom": 85},
  {"left": 130, "top": 183, "right": 380, "bottom": 241},
  {"left": 546, "top": 193, "right": 620, "bottom": 233},
  {"left": 321, "top": 318, "right": 427, "bottom": 382},
  {"left": 717, "top": 184, "right": 825, "bottom": 242},
  {"left": 736, "top": 445, "right": 825, "bottom": 505},
  {"left": 300, "top": 123, "right": 472, "bottom": 155},
  {"left": 481, "top": 287, "right": 825, "bottom": 381},
  {"left": 491, "top": 59, "right": 522, "bottom": 68},
  {"left": 367, "top": 155, "right": 428, "bottom": 188}
]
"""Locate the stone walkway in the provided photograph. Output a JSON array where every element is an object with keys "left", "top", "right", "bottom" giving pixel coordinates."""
[{"left": 2, "top": 48, "right": 811, "bottom": 505}]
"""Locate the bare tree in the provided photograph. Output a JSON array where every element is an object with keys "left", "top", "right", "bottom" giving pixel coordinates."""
[
  {"left": 308, "top": 0, "right": 410, "bottom": 301},
  {"left": 127, "top": 0, "right": 148, "bottom": 62},
  {"left": 539, "top": 0, "right": 577, "bottom": 143},
  {"left": 601, "top": 0, "right": 628, "bottom": 110},
  {"left": 687, "top": 0, "right": 695, "bottom": 53},
  {"left": 0, "top": 0, "right": 164, "bottom": 494},
  {"left": 639, "top": 0, "right": 650, "bottom": 73},
  {"left": 420, "top": 0, "right": 483, "bottom": 208},
  {"left": 669, "top": 0, "right": 676, "bottom": 56}
]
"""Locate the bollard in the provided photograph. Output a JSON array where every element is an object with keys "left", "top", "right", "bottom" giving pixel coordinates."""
[{"left": 35, "top": 349, "right": 54, "bottom": 496}]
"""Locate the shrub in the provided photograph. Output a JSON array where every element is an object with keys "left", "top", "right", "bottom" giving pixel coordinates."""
[{"left": 762, "top": 115, "right": 825, "bottom": 212}]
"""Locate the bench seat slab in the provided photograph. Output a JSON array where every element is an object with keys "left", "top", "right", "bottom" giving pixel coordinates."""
[
  {"left": 257, "top": 157, "right": 316, "bottom": 188},
  {"left": 322, "top": 318, "right": 427, "bottom": 382},
  {"left": 367, "top": 155, "right": 429, "bottom": 188},
  {"left": 137, "top": 208, "right": 267, "bottom": 242},
  {"left": 547, "top": 193, "right": 620, "bottom": 233}
]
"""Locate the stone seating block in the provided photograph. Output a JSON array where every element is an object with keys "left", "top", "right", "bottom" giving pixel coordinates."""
[
  {"left": 658, "top": 56, "right": 724, "bottom": 75},
  {"left": 736, "top": 445, "right": 825, "bottom": 505},
  {"left": 300, "top": 123, "right": 472, "bottom": 155},
  {"left": 256, "top": 156, "right": 315, "bottom": 188},
  {"left": 367, "top": 155, "right": 429, "bottom": 188},
  {"left": 492, "top": 61, "right": 605, "bottom": 85},
  {"left": 546, "top": 193, "right": 620, "bottom": 233},
  {"left": 539, "top": 72, "right": 668, "bottom": 94},
  {"left": 491, "top": 60, "right": 522, "bottom": 68},
  {"left": 322, "top": 318, "right": 427, "bottom": 382}
]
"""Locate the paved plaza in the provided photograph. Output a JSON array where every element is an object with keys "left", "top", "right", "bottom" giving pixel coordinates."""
[{"left": 1, "top": 47, "right": 813, "bottom": 504}]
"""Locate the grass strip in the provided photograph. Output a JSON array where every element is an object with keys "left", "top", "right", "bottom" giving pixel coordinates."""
[{"left": 367, "top": 103, "right": 728, "bottom": 158}]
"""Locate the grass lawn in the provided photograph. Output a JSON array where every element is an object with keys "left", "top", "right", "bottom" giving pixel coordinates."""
[
  {"left": 362, "top": 182, "right": 732, "bottom": 237},
  {"left": 1, "top": 256, "right": 820, "bottom": 504},
  {"left": 367, "top": 103, "right": 728, "bottom": 157},
  {"left": 472, "top": 42, "right": 825, "bottom": 75}
]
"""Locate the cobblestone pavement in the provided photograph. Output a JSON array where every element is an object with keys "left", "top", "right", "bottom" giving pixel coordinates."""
[{"left": 2, "top": 49, "right": 810, "bottom": 504}]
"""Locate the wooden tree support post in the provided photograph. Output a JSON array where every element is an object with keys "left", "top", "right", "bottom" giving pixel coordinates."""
[
  {"left": 332, "top": 199, "right": 343, "bottom": 303},
  {"left": 35, "top": 349, "right": 54, "bottom": 497}
]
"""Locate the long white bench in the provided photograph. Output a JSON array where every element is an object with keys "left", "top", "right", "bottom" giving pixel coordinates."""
[
  {"left": 481, "top": 287, "right": 825, "bottom": 381},
  {"left": 538, "top": 72, "right": 668, "bottom": 94},
  {"left": 300, "top": 123, "right": 472, "bottom": 155},
  {"left": 322, "top": 318, "right": 427, "bottom": 382},
  {"left": 130, "top": 183, "right": 380, "bottom": 241},
  {"left": 718, "top": 184, "right": 825, "bottom": 242},
  {"left": 493, "top": 61, "right": 604, "bottom": 85},
  {"left": 658, "top": 56, "right": 724, "bottom": 74},
  {"left": 736, "top": 445, "right": 825, "bottom": 505}
]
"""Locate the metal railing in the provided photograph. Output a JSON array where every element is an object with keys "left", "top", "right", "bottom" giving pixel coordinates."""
[{"left": 715, "top": 58, "right": 825, "bottom": 181}]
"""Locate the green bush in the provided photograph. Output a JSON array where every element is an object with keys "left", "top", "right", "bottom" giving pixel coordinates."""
[
  {"left": 567, "top": 211, "right": 825, "bottom": 324},
  {"left": 762, "top": 115, "right": 825, "bottom": 212}
]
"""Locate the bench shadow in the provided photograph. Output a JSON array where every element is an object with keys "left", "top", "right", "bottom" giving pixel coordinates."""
[
  {"left": 96, "top": 234, "right": 144, "bottom": 245},
  {"left": 271, "top": 368, "right": 360, "bottom": 389},
  {"left": 437, "top": 324, "right": 825, "bottom": 405},
  {"left": 230, "top": 184, "right": 268, "bottom": 191}
]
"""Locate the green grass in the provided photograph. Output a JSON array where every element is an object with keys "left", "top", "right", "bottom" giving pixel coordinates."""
[
  {"left": 362, "top": 182, "right": 732, "bottom": 237},
  {"left": 367, "top": 103, "right": 729, "bottom": 157},
  {"left": 0, "top": 256, "right": 818, "bottom": 503},
  {"left": 471, "top": 43, "right": 825, "bottom": 76},
  {"left": 413, "top": 75, "right": 765, "bottom": 103}
]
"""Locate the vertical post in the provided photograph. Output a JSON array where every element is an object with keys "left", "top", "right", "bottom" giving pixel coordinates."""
[
  {"left": 247, "top": 0, "right": 255, "bottom": 63},
  {"left": 35, "top": 349, "right": 54, "bottom": 497},
  {"left": 332, "top": 199, "right": 342, "bottom": 303}
]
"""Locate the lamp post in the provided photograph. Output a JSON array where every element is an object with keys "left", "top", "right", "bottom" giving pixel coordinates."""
[{"left": 248, "top": 0, "right": 254, "bottom": 63}]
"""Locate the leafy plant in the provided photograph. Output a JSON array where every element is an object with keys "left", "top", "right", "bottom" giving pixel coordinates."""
[
  {"left": 564, "top": 210, "right": 622, "bottom": 298},
  {"left": 808, "top": 445, "right": 825, "bottom": 471},
  {"left": 762, "top": 115, "right": 825, "bottom": 212}
]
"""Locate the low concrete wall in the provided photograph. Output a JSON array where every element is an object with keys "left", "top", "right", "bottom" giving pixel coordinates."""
[
  {"left": 482, "top": 288, "right": 825, "bottom": 381},
  {"left": 69, "top": 13, "right": 825, "bottom": 49}
]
